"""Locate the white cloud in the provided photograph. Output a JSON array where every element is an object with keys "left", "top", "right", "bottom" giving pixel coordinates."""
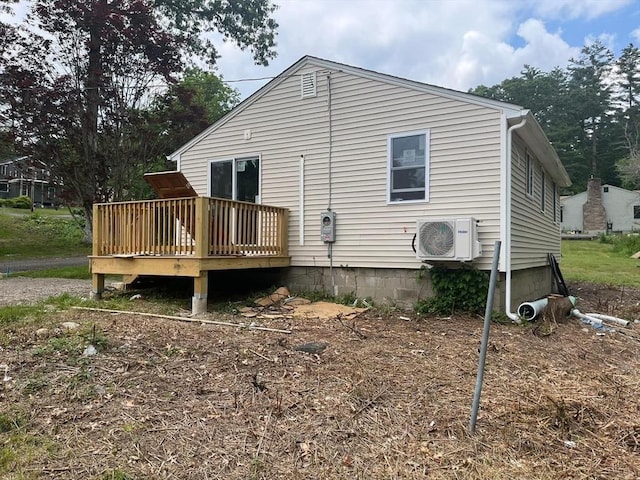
[
  {"left": 42, "top": 0, "right": 622, "bottom": 100},
  {"left": 530, "top": 0, "right": 633, "bottom": 21},
  {"left": 218, "top": 0, "right": 586, "bottom": 97}
]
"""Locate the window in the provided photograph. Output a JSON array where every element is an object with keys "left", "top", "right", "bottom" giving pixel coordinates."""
[
  {"left": 0, "top": 182, "right": 7, "bottom": 192},
  {"left": 634, "top": 206, "right": 640, "bottom": 219},
  {"left": 604, "top": 186, "right": 609, "bottom": 193},
  {"left": 209, "top": 156, "right": 260, "bottom": 203},
  {"left": 525, "top": 151, "right": 534, "bottom": 197},
  {"left": 540, "top": 170, "right": 546, "bottom": 212},
  {"left": 21, "top": 184, "right": 29, "bottom": 196},
  {"left": 388, "top": 130, "right": 429, "bottom": 203},
  {"left": 560, "top": 206, "right": 564, "bottom": 223},
  {"left": 0, "top": 164, "right": 7, "bottom": 176},
  {"left": 553, "top": 182, "right": 558, "bottom": 222}
]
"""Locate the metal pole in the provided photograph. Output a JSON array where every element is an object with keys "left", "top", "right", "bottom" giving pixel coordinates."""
[{"left": 469, "top": 240, "right": 501, "bottom": 433}]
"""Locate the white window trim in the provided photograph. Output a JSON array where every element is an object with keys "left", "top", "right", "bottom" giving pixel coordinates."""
[{"left": 387, "top": 129, "right": 430, "bottom": 204}]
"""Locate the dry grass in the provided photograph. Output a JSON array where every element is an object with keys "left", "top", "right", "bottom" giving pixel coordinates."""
[{"left": 1, "top": 284, "right": 640, "bottom": 479}]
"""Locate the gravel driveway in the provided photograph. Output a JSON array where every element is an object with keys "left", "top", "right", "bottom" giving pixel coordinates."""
[
  {"left": 0, "top": 277, "right": 93, "bottom": 305},
  {"left": 0, "top": 255, "right": 93, "bottom": 305}
]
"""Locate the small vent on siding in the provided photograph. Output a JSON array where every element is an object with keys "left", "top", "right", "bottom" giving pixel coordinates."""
[{"left": 301, "top": 72, "right": 317, "bottom": 98}]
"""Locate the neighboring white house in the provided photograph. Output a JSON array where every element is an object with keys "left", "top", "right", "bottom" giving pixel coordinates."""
[
  {"left": 561, "top": 179, "right": 640, "bottom": 234},
  {"left": 168, "top": 56, "right": 571, "bottom": 316}
]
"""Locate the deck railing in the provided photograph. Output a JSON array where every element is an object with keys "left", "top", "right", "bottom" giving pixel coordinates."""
[{"left": 93, "top": 197, "right": 289, "bottom": 258}]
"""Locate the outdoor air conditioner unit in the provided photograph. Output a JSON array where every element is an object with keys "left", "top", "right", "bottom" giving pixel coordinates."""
[{"left": 415, "top": 218, "right": 482, "bottom": 261}]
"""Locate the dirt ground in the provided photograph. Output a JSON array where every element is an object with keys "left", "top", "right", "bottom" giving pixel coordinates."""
[{"left": 1, "top": 279, "right": 640, "bottom": 479}]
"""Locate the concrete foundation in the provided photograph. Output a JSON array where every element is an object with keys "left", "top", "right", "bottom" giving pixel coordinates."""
[
  {"left": 281, "top": 265, "right": 554, "bottom": 312},
  {"left": 192, "top": 295, "right": 208, "bottom": 315}
]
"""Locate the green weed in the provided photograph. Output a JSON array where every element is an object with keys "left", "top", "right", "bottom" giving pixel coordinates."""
[
  {"left": 101, "top": 470, "right": 134, "bottom": 480},
  {"left": 0, "top": 412, "right": 25, "bottom": 433},
  {"left": 0, "top": 305, "right": 43, "bottom": 326},
  {"left": 33, "top": 335, "right": 84, "bottom": 357}
]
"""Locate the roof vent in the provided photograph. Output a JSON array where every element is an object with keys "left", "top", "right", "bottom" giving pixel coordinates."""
[{"left": 301, "top": 72, "right": 317, "bottom": 98}]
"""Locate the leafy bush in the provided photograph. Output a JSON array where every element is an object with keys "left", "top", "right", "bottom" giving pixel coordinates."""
[
  {"left": 415, "top": 266, "right": 489, "bottom": 315},
  {"left": 0, "top": 196, "right": 32, "bottom": 209},
  {"left": 607, "top": 233, "right": 640, "bottom": 257}
]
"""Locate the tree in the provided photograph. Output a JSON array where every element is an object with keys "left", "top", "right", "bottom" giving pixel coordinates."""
[
  {"left": 616, "top": 44, "right": 640, "bottom": 110},
  {"left": 566, "top": 41, "right": 619, "bottom": 186},
  {"left": 115, "top": 68, "right": 241, "bottom": 200},
  {"left": 615, "top": 44, "right": 640, "bottom": 189},
  {"left": 0, "top": 0, "right": 277, "bottom": 241},
  {"left": 469, "top": 66, "right": 585, "bottom": 191}
]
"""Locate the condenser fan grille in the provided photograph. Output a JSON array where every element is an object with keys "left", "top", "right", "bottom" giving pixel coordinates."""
[{"left": 419, "top": 221, "right": 455, "bottom": 257}]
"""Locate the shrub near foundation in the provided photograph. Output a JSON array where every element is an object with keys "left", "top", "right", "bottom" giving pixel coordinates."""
[{"left": 415, "top": 266, "right": 489, "bottom": 315}]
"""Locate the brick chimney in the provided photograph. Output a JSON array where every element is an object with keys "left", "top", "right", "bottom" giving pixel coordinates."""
[{"left": 582, "top": 177, "right": 607, "bottom": 232}]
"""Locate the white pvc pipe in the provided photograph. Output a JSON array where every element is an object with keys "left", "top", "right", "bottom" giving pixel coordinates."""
[
  {"left": 517, "top": 295, "right": 577, "bottom": 322},
  {"left": 299, "top": 154, "right": 305, "bottom": 246},
  {"left": 572, "top": 309, "right": 603, "bottom": 327},
  {"left": 504, "top": 112, "right": 528, "bottom": 321},
  {"left": 584, "top": 313, "right": 630, "bottom": 327},
  {"left": 517, "top": 297, "right": 548, "bottom": 321}
]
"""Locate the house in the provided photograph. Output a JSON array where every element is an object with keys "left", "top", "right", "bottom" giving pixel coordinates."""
[
  {"left": 0, "top": 156, "right": 63, "bottom": 207},
  {"left": 142, "top": 55, "right": 569, "bottom": 317},
  {"left": 561, "top": 178, "right": 640, "bottom": 234}
]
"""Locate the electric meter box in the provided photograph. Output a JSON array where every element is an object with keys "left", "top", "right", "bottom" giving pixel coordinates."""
[{"left": 320, "top": 211, "right": 336, "bottom": 243}]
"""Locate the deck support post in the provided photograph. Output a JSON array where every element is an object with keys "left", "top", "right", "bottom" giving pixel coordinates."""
[
  {"left": 192, "top": 271, "right": 209, "bottom": 315},
  {"left": 91, "top": 273, "right": 105, "bottom": 300}
]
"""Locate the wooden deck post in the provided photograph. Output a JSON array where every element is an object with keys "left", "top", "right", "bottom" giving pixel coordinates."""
[
  {"left": 91, "top": 204, "right": 105, "bottom": 299},
  {"left": 192, "top": 198, "right": 209, "bottom": 314},
  {"left": 280, "top": 209, "right": 289, "bottom": 256},
  {"left": 194, "top": 197, "right": 210, "bottom": 258}
]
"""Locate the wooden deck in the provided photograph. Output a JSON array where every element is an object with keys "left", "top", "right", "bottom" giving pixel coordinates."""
[{"left": 90, "top": 197, "right": 290, "bottom": 313}]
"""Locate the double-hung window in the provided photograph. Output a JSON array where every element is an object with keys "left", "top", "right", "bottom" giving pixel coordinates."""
[
  {"left": 388, "top": 130, "right": 429, "bottom": 203},
  {"left": 525, "top": 151, "right": 534, "bottom": 197},
  {"left": 553, "top": 182, "right": 558, "bottom": 222},
  {"left": 540, "top": 170, "right": 546, "bottom": 212}
]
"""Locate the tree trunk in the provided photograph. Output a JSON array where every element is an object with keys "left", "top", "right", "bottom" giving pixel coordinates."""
[{"left": 82, "top": 0, "right": 107, "bottom": 239}]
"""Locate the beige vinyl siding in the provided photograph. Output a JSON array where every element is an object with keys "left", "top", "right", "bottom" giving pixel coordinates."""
[
  {"left": 510, "top": 136, "right": 561, "bottom": 270},
  {"left": 179, "top": 63, "right": 503, "bottom": 270}
]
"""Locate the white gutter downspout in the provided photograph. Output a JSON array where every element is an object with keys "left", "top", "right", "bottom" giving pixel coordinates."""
[{"left": 504, "top": 112, "right": 528, "bottom": 321}]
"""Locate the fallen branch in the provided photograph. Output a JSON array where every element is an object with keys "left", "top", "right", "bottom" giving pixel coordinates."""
[
  {"left": 249, "top": 349, "right": 276, "bottom": 363},
  {"left": 336, "top": 314, "right": 367, "bottom": 339},
  {"left": 71, "top": 307, "right": 292, "bottom": 334}
]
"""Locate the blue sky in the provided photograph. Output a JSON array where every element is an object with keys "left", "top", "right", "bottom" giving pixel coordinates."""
[
  {"left": 3, "top": 0, "right": 640, "bottom": 100},
  {"left": 210, "top": 0, "right": 640, "bottom": 99}
]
